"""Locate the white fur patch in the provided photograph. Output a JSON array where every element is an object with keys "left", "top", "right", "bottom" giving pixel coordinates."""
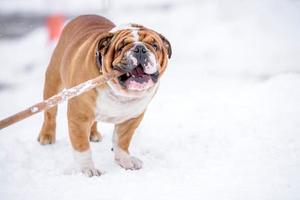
[
  {"left": 131, "top": 30, "right": 139, "bottom": 42},
  {"left": 72, "top": 149, "right": 102, "bottom": 176},
  {"left": 73, "top": 149, "right": 94, "bottom": 169},
  {"left": 95, "top": 85, "right": 158, "bottom": 124},
  {"left": 144, "top": 52, "right": 158, "bottom": 74},
  {"left": 109, "top": 24, "right": 140, "bottom": 33},
  {"left": 128, "top": 53, "right": 138, "bottom": 66}
]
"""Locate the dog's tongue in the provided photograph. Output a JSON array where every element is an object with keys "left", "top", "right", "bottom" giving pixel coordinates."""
[
  {"left": 125, "top": 78, "right": 154, "bottom": 91},
  {"left": 125, "top": 66, "right": 154, "bottom": 91},
  {"left": 131, "top": 66, "right": 144, "bottom": 76}
]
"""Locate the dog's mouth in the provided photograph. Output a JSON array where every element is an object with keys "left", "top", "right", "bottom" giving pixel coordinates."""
[{"left": 118, "top": 64, "right": 159, "bottom": 91}]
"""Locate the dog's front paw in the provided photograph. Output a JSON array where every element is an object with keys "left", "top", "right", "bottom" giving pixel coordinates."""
[
  {"left": 81, "top": 167, "right": 103, "bottom": 177},
  {"left": 64, "top": 166, "right": 103, "bottom": 177},
  {"left": 115, "top": 154, "right": 143, "bottom": 170},
  {"left": 37, "top": 132, "right": 55, "bottom": 145},
  {"left": 72, "top": 149, "right": 103, "bottom": 177}
]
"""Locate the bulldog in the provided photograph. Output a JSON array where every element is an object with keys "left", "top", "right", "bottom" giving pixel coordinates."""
[{"left": 37, "top": 15, "right": 171, "bottom": 176}]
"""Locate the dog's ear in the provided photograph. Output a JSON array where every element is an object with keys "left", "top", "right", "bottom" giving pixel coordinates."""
[
  {"left": 159, "top": 33, "right": 172, "bottom": 59},
  {"left": 97, "top": 32, "right": 114, "bottom": 55},
  {"left": 96, "top": 33, "right": 114, "bottom": 69}
]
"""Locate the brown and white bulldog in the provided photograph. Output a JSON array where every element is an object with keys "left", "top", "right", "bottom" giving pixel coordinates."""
[{"left": 37, "top": 15, "right": 171, "bottom": 176}]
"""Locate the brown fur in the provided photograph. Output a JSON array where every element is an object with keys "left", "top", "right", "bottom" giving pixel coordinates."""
[
  {"left": 114, "top": 112, "right": 145, "bottom": 153},
  {"left": 38, "top": 15, "right": 171, "bottom": 169},
  {"left": 38, "top": 15, "right": 116, "bottom": 150}
]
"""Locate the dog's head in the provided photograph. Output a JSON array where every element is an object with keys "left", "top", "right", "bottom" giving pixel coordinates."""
[{"left": 97, "top": 24, "right": 172, "bottom": 97}]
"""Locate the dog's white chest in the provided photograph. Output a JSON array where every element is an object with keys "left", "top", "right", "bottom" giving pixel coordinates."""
[{"left": 95, "top": 88, "right": 156, "bottom": 124}]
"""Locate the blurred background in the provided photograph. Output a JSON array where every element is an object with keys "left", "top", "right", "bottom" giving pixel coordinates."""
[
  {"left": 1, "top": 0, "right": 300, "bottom": 84},
  {"left": 1, "top": 0, "right": 300, "bottom": 200}
]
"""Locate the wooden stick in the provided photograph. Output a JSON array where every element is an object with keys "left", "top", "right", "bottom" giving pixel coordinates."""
[{"left": 0, "top": 70, "right": 123, "bottom": 130}]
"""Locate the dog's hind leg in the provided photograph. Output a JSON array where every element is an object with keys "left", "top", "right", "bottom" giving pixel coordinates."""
[
  {"left": 89, "top": 122, "right": 103, "bottom": 142},
  {"left": 38, "top": 55, "right": 62, "bottom": 145}
]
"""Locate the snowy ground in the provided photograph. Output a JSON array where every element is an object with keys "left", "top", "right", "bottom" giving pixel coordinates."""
[{"left": 1, "top": 0, "right": 300, "bottom": 200}]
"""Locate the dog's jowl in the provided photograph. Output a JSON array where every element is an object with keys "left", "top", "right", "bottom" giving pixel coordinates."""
[{"left": 38, "top": 15, "right": 171, "bottom": 177}]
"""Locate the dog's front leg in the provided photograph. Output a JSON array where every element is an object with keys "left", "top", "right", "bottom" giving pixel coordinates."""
[
  {"left": 113, "top": 112, "right": 145, "bottom": 170},
  {"left": 67, "top": 96, "right": 102, "bottom": 177}
]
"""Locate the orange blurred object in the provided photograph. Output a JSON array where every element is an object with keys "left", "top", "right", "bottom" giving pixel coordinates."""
[{"left": 46, "top": 14, "right": 65, "bottom": 42}]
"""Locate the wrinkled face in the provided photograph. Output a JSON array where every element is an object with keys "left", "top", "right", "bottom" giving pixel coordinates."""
[{"left": 98, "top": 24, "right": 172, "bottom": 97}]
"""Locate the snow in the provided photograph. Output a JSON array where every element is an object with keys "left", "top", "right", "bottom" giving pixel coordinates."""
[
  {"left": 46, "top": 79, "right": 95, "bottom": 106},
  {"left": 30, "top": 106, "right": 39, "bottom": 113},
  {"left": 1, "top": 0, "right": 300, "bottom": 200}
]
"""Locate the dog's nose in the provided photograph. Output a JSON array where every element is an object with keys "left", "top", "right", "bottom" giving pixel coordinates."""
[{"left": 133, "top": 44, "right": 147, "bottom": 54}]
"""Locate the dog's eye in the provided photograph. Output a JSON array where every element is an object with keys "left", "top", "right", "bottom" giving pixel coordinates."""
[
  {"left": 117, "top": 45, "right": 124, "bottom": 52},
  {"left": 117, "top": 42, "right": 126, "bottom": 52},
  {"left": 151, "top": 43, "right": 159, "bottom": 51}
]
